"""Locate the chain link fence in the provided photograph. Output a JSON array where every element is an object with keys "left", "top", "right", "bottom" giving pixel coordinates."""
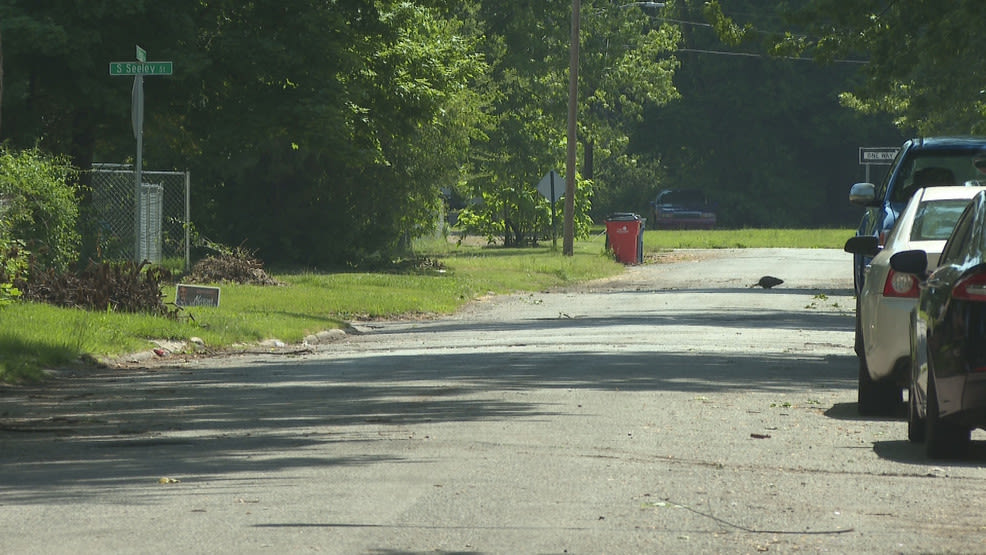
[{"left": 89, "top": 165, "right": 190, "bottom": 270}]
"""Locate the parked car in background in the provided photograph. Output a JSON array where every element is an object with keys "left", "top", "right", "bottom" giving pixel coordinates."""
[
  {"left": 650, "top": 189, "right": 716, "bottom": 230},
  {"left": 849, "top": 137, "right": 986, "bottom": 295},
  {"left": 891, "top": 190, "right": 986, "bottom": 458},
  {"left": 845, "top": 186, "right": 986, "bottom": 417}
]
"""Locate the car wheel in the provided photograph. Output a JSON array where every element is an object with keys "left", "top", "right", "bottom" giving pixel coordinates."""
[
  {"left": 925, "top": 369, "right": 970, "bottom": 459},
  {"left": 907, "top": 379, "right": 925, "bottom": 443},
  {"left": 857, "top": 355, "right": 901, "bottom": 417}
]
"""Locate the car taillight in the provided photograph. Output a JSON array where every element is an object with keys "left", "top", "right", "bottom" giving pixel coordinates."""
[
  {"left": 952, "top": 272, "right": 986, "bottom": 301},
  {"left": 882, "top": 269, "right": 919, "bottom": 298},
  {"left": 878, "top": 230, "right": 888, "bottom": 246}
]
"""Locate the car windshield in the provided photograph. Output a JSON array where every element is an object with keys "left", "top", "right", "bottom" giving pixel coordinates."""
[
  {"left": 891, "top": 150, "right": 986, "bottom": 203},
  {"left": 910, "top": 199, "right": 973, "bottom": 241},
  {"left": 658, "top": 190, "right": 706, "bottom": 205}
]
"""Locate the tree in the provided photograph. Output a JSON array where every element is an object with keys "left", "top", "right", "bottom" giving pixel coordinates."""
[
  {"left": 0, "top": 1, "right": 485, "bottom": 266},
  {"left": 0, "top": 1, "right": 201, "bottom": 262},
  {"left": 624, "top": 0, "right": 905, "bottom": 227},
  {"left": 579, "top": 3, "right": 680, "bottom": 221},
  {"left": 0, "top": 1, "right": 197, "bottom": 166},
  {"left": 579, "top": 4, "right": 680, "bottom": 180},
  {"left": 166, "top": 1, "right": 486, "bottom": 265},
  {"left": 709, "top": 0, "right": 986, "bottom": 136},
  {"left": 455, "top": 0, "right": 679, "bottom": 246}
]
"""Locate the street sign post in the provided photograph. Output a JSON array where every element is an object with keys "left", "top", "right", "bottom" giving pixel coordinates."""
[
  {"left": 537, "top": 170, "right": 563, "bottom": 247},
  {"left": 110, "top": 46, "right": 173, "bottom": 262}
]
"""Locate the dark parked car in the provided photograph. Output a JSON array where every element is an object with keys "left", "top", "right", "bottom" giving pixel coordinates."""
[
  {"left": 890, "top": 190, "right": 986, "bottom": 458},
  {"left": 849, "top": 136, "right": 986, "bottom": 296},
  {"left": 650, "top": 189, "right": 716, "bottom": 230}
]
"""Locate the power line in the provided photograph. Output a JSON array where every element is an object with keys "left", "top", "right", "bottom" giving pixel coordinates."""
[
  {"left": 654, "top": 17, "right": 711, "bottom": 28},
  {"left": 677, "top": 47, "right": 867, "bottom": 65}
]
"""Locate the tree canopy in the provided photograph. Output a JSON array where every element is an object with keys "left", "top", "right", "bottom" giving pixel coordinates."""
[{"left": 707, "top": 0, "right": 986, "bottom": 136}]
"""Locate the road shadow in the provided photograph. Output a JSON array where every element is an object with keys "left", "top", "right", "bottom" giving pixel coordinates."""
[
  {"left": 366, "top": 307, "right": 855, "bottom": 335},
  {"left": 873, "top": 439, "right": 986, "bottom": 466},
  {"left": 824, "top": 401, "right": 907, "bottom": 421},
  {"left": 0, "top": 345, "right": 857, "bottom": 502},
  {"left": 825, "top": 403, "right": 986, "bottom": 465}
]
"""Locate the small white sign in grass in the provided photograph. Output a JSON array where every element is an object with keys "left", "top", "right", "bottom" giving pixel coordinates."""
[{"left": 175, "top": 284, "right": 220, "bottom": 307}]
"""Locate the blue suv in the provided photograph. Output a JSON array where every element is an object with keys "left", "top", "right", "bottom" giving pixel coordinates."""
[{"left": 849, "top": 136, "right": 986, "bottom": 295}]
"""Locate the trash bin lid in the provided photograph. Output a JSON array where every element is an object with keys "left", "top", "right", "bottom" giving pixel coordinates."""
[{"left": 606, "top": 212, "right": 640, "bottom": 221}]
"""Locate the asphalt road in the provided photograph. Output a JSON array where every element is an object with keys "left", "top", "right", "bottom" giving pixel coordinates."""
[{"left": 3, "top": 248, "right": 986, "bottom": 553}]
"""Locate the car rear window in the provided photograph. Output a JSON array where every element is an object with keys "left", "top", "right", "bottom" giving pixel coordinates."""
[
  {"left": 658, "top": 190, "right": 706, "bottom": 205},
  {"left": 891, "top": 150, "right": 986, "bottom": 203},
  {"left": 911, "top": 199, "right": 974, "bottom": 241}
]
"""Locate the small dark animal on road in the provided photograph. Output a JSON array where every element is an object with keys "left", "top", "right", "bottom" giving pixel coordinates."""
[{"left": 751, "top": 276, "right": 784, "bottom": 289}]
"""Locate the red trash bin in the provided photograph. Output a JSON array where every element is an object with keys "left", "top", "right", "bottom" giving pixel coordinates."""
[{"left": 605, "top": 213, "right": 643, "bottom": 264}]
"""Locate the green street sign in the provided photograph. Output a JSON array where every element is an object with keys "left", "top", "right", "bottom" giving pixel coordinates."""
[
  {"left": 136, "top": 45, "right": 147, "bottom": 63},
  {"left": 109, "top": 61, "right": 173, "bottom": 76}
]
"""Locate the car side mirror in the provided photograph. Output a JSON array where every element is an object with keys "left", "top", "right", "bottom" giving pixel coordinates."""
[
  {"left": 844, "top": 235, "right": 881, "bottom": 257},
  {"left": 889, "top": 249, "right": 929, "bottom": 277},
  {"left": 849, "top": 182, "right": 877, "bottom": 206}
]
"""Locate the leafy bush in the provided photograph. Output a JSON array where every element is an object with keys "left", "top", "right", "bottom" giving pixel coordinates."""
[
  {"left": 0, "top": 238, "right": 28, "bottom": 307},
  {"left": 0, "top": 147, "right": 81, "bottom": 274},
  {"left": 456, "top": 176, "right": 594, "bottom": 247}
]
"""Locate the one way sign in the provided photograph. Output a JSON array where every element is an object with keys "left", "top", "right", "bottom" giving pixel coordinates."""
[{"left": 858, "top": 147, "right": 899, "bottom": 165}]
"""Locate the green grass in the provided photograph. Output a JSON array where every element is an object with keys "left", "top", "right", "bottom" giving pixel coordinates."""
[
  {"left": 0, "top": 229, "right": 851, "bottom": 383},
  {"left": 641, "top": 228, "right": 853, "bottom": 249}
]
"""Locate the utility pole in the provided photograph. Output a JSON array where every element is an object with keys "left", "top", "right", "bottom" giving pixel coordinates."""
[{"left": 563, "top": 0, "right": 580, "bottom": 256}]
